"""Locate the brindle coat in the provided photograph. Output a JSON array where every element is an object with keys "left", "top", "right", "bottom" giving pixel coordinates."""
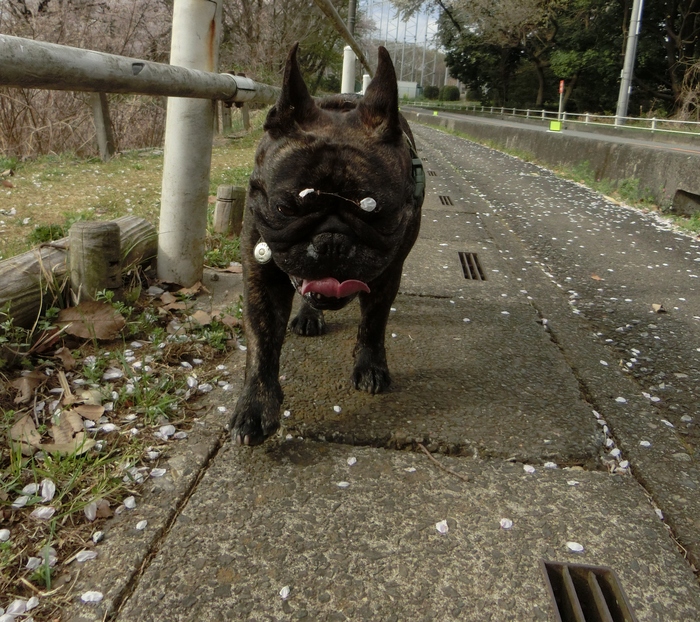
[{"left": 230, "top": 44, "right": 424, "bottom": 445}]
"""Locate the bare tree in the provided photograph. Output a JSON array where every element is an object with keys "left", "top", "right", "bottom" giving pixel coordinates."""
[{"left": 0, "top": 0, "right": 172, "bottom": 158}]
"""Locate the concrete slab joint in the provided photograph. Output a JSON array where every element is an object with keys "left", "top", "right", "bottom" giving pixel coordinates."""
[{"left": 65, "top": 119, "right": 700, "bottom": 622}]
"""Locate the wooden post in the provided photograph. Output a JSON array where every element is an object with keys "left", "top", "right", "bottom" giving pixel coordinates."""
[
  {"left": 221, "top": 102, "right": 232, "bottom": 133},
  {"left": 0, "top": 216, "right": 156, "bottom": 328},
  {"left": 69, "top": 222, "right": 122, "bottom": 303},
  {"left": 241, "top": 103, "right": 250, "bottom": 131},
  {"left": 213, "top": 98, "right": 220, "bottom": 133},
  {"left": 89, "top": 92, "right": 115, "bottom": 161},
  {"left": 212, "top": 185, "right": 245, "bottom": 236}
]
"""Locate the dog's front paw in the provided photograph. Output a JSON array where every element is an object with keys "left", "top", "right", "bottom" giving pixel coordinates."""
[
  {"left": 290, "top": 304, "right": 326, "bottom": 336},
  {"left": 352, "top": 347, "right": 391, "bottom": 394},
  {"left": 230, "top": 383, "right": 283, "bottom": 446}
]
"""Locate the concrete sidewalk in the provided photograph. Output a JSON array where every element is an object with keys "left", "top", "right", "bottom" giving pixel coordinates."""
[{"left": 66, "top": 125, "right": 700, "bottom": 621}]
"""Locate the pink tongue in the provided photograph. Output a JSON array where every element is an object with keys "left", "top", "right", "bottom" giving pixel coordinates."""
[{"left": 301, "top": 277, "right": 370, "bottom": 298}]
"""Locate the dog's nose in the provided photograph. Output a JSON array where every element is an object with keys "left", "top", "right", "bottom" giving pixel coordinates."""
[
  {"left": 312, "top": 232, "right": 354, "bottom": 261},
  {"left": 313, "top": 214, "right": 353, "bottom": 237}
]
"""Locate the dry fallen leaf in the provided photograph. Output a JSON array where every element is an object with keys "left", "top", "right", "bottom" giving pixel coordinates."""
[
  {"left": 591, "top": 274, "right": 604, "bottom": 281},
  {"left": 223, "top": 263, "right": 243, "bottom": 274},
  {"left": 95, "top": 498, "right": 113, "bottom": 518},
  {"left": 177, "top": 282, "right": 203, "bottom": 297},
  {"left": 160, "top": 292, "right": 177, "bottom": 305},
  {"left": 11, "top": 371, "right": 47, "bottom": 404},
  {"left": 177, "top": 282, "right": 210, "bottom": 297},
  {"left": 73, "top": 404, "right": 105, "bottom": 422},
  {"left": 219, "top": 314, "right": 240, "bottom": 328},
  {"left": 58, "top": 301, "right": 126, "bottom": 340},
  {"left": 652, "top": 303, "right": 666, "bottom": 313},
  {"left": 10, "top": 414, "right": 42, "bottom": 448},
  {"left": 41, "top": 436, "right": 96, "bottom": 456},
  {"left": 78, "top": 388, "right": 103, "bottom": 405},
  {"left": 51, "top": 410, "right": 84, "bottom": 445},
  {"left": 162, "top": 301, "right": 189, "bottom": 312},
  {"left": 58, "top": 370, "right": 77, "bottom": 406},
  {"left": 54, "top": 347, "right": 77, "bottom": 371},
  {"left": 2, "top": 179, "right": 14, "bottom": 188},
  {"left": 190, "top": 310, "right": 212, "bottom": 325}
]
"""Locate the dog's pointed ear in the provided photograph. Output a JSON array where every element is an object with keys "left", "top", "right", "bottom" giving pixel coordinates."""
[
  {"left": 264, "top": 43, "right": 318, "bottom": 135},
  {"left": 357, "top": 47, "right": 401, "bottom": 141}
]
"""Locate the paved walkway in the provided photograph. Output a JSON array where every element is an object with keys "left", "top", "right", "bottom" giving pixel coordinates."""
[{"left": 67, "top": 123, "right": 700, "bottom": 622}]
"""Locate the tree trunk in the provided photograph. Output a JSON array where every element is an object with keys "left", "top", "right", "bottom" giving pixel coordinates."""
[{"left": 534, "top": 62, "right": 546, "bottom": 107}]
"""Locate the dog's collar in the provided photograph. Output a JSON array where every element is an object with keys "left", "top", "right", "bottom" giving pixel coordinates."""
[{"left": 404, "top": 132, "right": 425, "bottom": 207}]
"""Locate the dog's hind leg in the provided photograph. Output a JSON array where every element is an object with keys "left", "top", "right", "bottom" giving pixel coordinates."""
[{"left": 289, "top": 300, "right": 326, "bottom": 336}]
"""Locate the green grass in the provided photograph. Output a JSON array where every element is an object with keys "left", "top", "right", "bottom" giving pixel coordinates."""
[{"left": 0, "top": 119, "right": 258, "bottom": 611}]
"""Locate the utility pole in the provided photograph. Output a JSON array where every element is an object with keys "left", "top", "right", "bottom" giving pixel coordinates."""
[
  {"left": 615, "top": 0, "right": 644, "bottom": 126},
  {"left": 341, "top": 0, "right": 357, "bottom": 93}
]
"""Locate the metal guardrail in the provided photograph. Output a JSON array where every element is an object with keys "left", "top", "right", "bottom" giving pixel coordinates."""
[
  {"left": 407, "top": 101, "right": 700, "bottom": 138},
  {"left": 0, "top": 34, "right": 279, "bottom": 105}
]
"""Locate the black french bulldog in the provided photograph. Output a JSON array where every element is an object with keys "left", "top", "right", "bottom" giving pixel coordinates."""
[{"left": 230, "top": 44, "right": 424, "bottom": 445}]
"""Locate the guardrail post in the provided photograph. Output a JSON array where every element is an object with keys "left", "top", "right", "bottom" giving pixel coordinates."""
[
  {"left": 526, "top": 109, "right": 530, "bottom": 119},
  {"left": 221, "top": 102, "right": 231, "bottom": 133},
  {"left": 500, "top": 106, "right": 504, "bottom": 115},
  {"left": 481, "top": 106, "right": 484, "bottom": 112},
  {"left": 541, "top": 109, "right": 545, "bottom": 119},
  {"left": 651, "top": 117, "right": 657, "bottom": 132},
  {"left": 89, "top": 92, "right": 115, "bottom": 161},
  {"left": 562, "top": 112, "right": 567, "bottom": 122},
  {"left": 158, "top": 0, "right": 222, "bottom": 287},
  {"left": 585, "top": 113, "right": 590, "bottom": 124},
  {"left": 240, "top": 103, "right": 251, "bottom": 130},
  {"left": 490, "top": 106, "right": 494, "bottom": 114}
]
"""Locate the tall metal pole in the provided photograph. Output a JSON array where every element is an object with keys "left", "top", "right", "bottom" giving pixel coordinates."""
[
  {"left": 347, "top": 0, "right": 356, "bottom": 35},
  {"left": 420, "top": 16, "right": 428, "bottom": 86},
  {"left": 158, "top": 0, "right": 221, "bottom": 286},
  {"left": 615, "top": 0, "right": 644, "bottom": 126},
  {"left": 341, "top": 0, "right": 358, "bottom": 93}
]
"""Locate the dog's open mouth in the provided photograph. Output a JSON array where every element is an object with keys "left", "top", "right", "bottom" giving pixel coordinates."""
[{"left": 291, "top": 277, "right": 370, "bottom": 310}]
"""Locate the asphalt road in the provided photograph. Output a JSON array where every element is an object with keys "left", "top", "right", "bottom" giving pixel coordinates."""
[
  {"left": 65, "top": 123, "right": 700, "bottom": 622},
  {"left": 408, "top": 107, "right": 700, "bottom": 156}
]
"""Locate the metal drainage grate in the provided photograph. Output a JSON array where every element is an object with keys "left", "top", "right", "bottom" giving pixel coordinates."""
[
  {"left": 458, "top": 252, "right": 486, "bottom": 281},
  {"left": 427, "top": 170, "right": 438, "bottom": 177},
  {"left": 438, "top": 195, "right": 453, "bottom": 205},
  {"left": 541, "top": 561, "right": 638, "bottom": 622}
]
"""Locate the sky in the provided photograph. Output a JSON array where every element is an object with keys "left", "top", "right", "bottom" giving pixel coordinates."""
[{"left": 361, "top": 0, "right": 440, "bottom": 48}]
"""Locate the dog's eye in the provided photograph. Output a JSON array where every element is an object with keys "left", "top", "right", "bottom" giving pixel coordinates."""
[
  {"left": 276, "top": 202, "right": 295, "bottom": 217},
  {"left": 249, "top": 179, "right": 266, "bottom": 198}
]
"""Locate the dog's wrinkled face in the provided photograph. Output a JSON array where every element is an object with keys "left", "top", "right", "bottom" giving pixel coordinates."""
[{"left": 246, "top": 45, "right": 420, "bottom": 310}]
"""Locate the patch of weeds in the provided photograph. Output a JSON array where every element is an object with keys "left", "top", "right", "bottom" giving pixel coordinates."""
[
  {"left": 0, "top": 155, "right": 20, "bottom": 171},
  {"left": 26, "top": 223, "right": 67, "bottom": 245},
  {"left": 0, "top": 304, "right": 61, "bottom": 369},
  {"left": 616, "top": 178, "right": 655, "bottom": 206},
  {"left": 204, "top": 233, "right": 241, "bottom": 268},
  {"left": 669, "top": 211, "right": 700, "bottom": 235},
  {"left": 209, "top": 165, "right": 254, "bottom": 193},
  {"left": 194, "top": 319, "right": 231, "bottom": 352},
  {"left": 121, "top": 375, "right": 182, "bottom": 425}
]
